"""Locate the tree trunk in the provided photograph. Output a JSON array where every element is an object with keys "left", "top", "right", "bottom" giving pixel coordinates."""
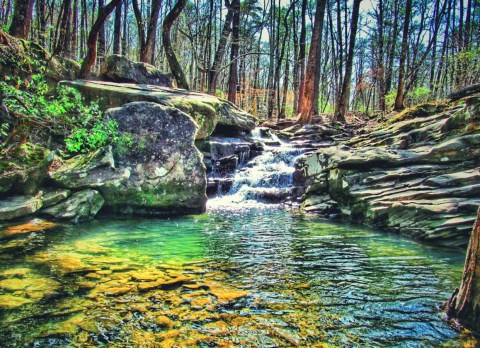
[
  {"left": 162, "top": 0, "right": 189, "bottom": 89},
  {"left": 394, "top": 0, "right": 412, "bottom": 111},
  {"left": 298, "top": 0, "right": 327, "bottom": 125},
  {"left": 9, "top": 0, "right": 35, "bottom": 39},
  {"left": 334, "top": 0, "right": 362, "bottom": 123},
  {"left": 227, "top": 0, "right": 240, "bottom": 103},
  {"left": 296, "top": 0, "right": 307, "bottom": 114},
  {"left": 208, "top": 4, "right": 233, "bottom": 95},
  {"left": 98, "top": 0, "right": 107, "bottom": 66},
  {"left": 446, "top": 208, "right": 480, "bottom": 335},
  {"left": 79, "top": 0, "right": 122, "bottom": 78},
  {"left": 55, "top": 0, "right": 73, "bottom": 57},
  {"left": 113, "top": 0, "right": 122, "bottom": 54}
]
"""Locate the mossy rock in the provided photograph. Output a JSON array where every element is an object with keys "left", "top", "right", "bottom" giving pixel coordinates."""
[
  {"left": 387, "top": 101, "right": 449, "bottom": 125},
  {"left": 59, "top": 80, "right": 257, "bottom": 139}
]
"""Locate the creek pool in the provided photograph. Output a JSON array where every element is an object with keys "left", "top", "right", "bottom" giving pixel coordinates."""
[{"left": 0, "top": 208, "right": 474, "bottom": 347}]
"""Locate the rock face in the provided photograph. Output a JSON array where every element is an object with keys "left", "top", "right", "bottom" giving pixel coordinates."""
[
  {"left": 42, "top": 189, "right": 104, "bottom": 223},
  {"left": 51, "top": 102, "right": 207, "bottom": 215},
  {"left": 294, "top": 97, "right": 480, "bottom": 246},
  {"left": 59, "top": 80, "right": 257, "bottom": 139},
  {"left": 0, "top": 196, "right": 43, "bottom": 221},
  {"left": 100, "top": 55, "right": 173, "bottom": 87}
]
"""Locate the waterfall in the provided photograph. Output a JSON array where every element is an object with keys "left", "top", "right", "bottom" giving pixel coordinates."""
[{"left": 207, "top": 127, "right": 304, "bottom": 210}]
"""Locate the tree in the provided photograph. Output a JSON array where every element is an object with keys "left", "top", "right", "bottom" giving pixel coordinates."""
[
  {"left": 295, "top": 0, "right": 307, "bottom": 114},
  {"left": 394, "top": 0, "right": 413, "bottom": 111},
  {"left": 113, "top": 0, "right": 122, "bottom": 54},
  {"left": 9, "top": 0, "right": 35, "bottom": 39},
  {"left": 79, "top": 0, "right": 123, "bottom": 78},
  {"left": 298, "top": 0, "right": 327, "bottom": 125},
  {"left": 162, "top": 0, "right": 189, "bottom": 89},
  {"left": 227, "top": 0, "right": 240, "bottom": 103},
  {"left": 207, "top": 2, "right": 233, "bottom": 95},
  {"left": 333, "top": 0, "right": 362, "bottom": 123},
  {"left": 132, "top": 0, "right": 162, "bottom": 63},
  {"left": 55, "top": 0, "right": 73, "bottom": 57},
  {"left": 446, "top": 208, "right": 480, "bottom": 335}
]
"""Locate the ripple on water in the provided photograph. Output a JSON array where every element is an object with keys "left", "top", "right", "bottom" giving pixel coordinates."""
[{"left": 0, "top": 209, "right": 474, "bottom": 347}]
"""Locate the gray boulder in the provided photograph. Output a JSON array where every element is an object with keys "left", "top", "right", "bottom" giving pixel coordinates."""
[
  {"left": 59, "top": 80, "right": 257, "bottom": 139},
  {"left": 100, "top": 55, "right": 173, "bottom": 87},
  {"left": 99, "top": 102, "right": 207, "bottom": 215}
]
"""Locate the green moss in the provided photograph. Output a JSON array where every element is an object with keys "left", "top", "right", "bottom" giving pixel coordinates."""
[{"left": 387, "top": 102, "right": 448, "bottom": 125}]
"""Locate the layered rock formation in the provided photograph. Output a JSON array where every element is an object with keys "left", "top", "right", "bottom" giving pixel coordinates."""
[
  {"left": 59, "top": 80, "right": 257, "bottom": 139},
  {"left": 294, "top": 97, "right": 480, "bottom": 246}
]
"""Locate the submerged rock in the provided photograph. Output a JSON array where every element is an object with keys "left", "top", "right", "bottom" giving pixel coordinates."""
[
  {"left": 100, "top": 54, "right": 173, "bottom": 87},
  {"left": 99, "top": 102, "right": 207, "bottom": 215},
  {"left": 59, "top": 80, "right": 257, "bottom": 139}
]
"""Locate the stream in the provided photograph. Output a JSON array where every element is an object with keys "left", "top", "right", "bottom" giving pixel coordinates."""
[{"left": 0, "top": 131, "right": 474, "bottom": 347}]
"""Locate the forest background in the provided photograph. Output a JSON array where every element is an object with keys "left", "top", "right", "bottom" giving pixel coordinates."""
[{"left": 1, "top": 0, "right": 479, "bottom": 124}]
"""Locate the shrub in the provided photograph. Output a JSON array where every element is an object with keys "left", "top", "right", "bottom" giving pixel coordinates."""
[{"left": 1, "top": 74, "right": 118, "bottom": 154}]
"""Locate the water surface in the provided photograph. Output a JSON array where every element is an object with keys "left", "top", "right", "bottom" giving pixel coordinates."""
[{"left": 0, "top": 209, "right": 473, "bottom": 347}]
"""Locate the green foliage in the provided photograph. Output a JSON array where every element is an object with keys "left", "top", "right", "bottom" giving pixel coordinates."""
[
  {"left": 65, "top": 120, "right": 119, "bottom": 153},
  {"left": 409, "top": 87, "right": 432, "bottom": 105},
  {"left": 385, "top": 91, "right": 397, "bottom": 110},
  {"left": 0, "top": 74, "right": 118, "bottom": 153}
]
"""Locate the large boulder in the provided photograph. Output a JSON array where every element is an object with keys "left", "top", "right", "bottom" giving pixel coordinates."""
[
  {"left": 100, "top": 102, "right": 206, "bottom": 215},
  {"left": 100, "top": 55, "right": 173, "bottom": 87},
  {"left": 59, "top": 80, "right": 257, "bottom": 139}
]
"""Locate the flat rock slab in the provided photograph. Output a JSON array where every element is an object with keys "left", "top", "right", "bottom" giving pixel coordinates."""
[
  {"left": 0, "top": 196, "right": 43, "bottom": 221},
  {"left": 59, "top": 80, "right": 257, "bottom": 139}
]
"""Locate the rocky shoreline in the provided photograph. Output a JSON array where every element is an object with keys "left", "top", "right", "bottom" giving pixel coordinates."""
[{"left": 289, "top": 97, "right": 480, "bottom": 247}]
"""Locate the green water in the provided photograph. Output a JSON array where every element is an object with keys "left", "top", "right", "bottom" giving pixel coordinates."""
[{"left": 0, "top": 209, "right": 475, "bottom": 347}]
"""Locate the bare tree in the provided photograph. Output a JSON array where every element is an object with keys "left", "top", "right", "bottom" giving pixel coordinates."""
[
  {"left": 162, "top": 0, "right": 189, "bottom": 89},
  {"left": 79, "top": 0, "right": 122, "bottom": 78},
  {"left": 298, "top": 0, "right": 327, "bottom": 124}
]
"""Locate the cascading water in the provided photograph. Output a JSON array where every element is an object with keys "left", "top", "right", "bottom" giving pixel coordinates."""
[{"left": 207, "top": 127, "right": 304, "bottom": 210}]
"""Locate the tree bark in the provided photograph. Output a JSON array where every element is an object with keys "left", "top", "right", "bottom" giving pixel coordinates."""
[
  {"left": 133, "top": 0, "right": 162, "bottom": 63},
  {"left": 9, "top": 0, "right": 35, "bottom": 39},
  {"left": 394, "top": 0, "right": 412, "bottom": 111},
  {"left": 162, "top": 0, "right": 189, "bottom": 89},
  {"left": 446, "top": 208, "right": 480, "bottom": 335},
  {"left": 113, "top": 0, "right": 122, "bottom": 54},
  {"left": 295, "top": 0, "right": 307, "bottom": 114},
  {"left": 55, "top": 0, "right": 73, "bottom": 57},
  {"left": 98, "top": 0, "right": 107, "bottom": 66},
  {"left": 227, "top": 0, "right": 240, "bottom": 103},
  {"left": 298, "top": 0, "right": 326, "bottom": 125},
  {"left": 334, "top": 0, "right": 362, "bottom": 123},
  {"left": 79, "top": 0, "right": 122, "bottom": 78},
  {"left": 208, "top": 1, "right": 233, "bottom": 95}
]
